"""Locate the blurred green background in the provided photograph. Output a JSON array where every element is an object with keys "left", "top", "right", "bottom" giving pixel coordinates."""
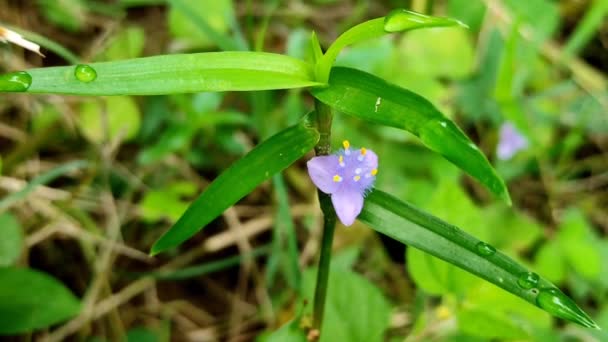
[{"left": 0, "top": 0, "right": 607, "bottom": 341}]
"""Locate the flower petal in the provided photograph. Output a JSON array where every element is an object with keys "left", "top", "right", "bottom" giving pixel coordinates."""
[
  {"left": 307, "top": 155, "right": 340, "bottom": 194},
  {"left": 497, "top": 122, "right": 528, "bottom": 160},
  {"left": 331, "top": 188, "right": 364, "bottom": 226}
]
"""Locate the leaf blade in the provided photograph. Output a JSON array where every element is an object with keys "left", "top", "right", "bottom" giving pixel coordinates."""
[
  {"left": 359, "top": 190, "right": 597, "bottom": 328},
  {"left": 0, "top": 267, "right": 81, "bottom": 334},
  {"left": 311, "top": 67, "right": 509, "bottom": 203},
  {"left": 150, "top": 122, "right": 319, "bottom": 255},
  {"left": 5, "top": 52, "right": 323, "bottom": 95}
]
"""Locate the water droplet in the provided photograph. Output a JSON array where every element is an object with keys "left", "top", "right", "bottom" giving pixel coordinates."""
[
  {"left": 383, "top": 9, "right": 468, "bottom": 33},
  {"left": 475, "top": 242, "right": 496, "bottom": 256},
  {"left": 74, "top": 64, "right": 97, "bottom": 83},
  {"left": 517, "top": 272, "right": 539, "bottom": 289},
  {"left": 536, "top": 288, "right": 599, "bottom": 329},
  {"left": 0, "top": 71, "right": 32, "bottom": 92}
]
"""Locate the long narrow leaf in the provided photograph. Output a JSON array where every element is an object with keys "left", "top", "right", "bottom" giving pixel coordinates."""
[
  {"left": 151, "top": 121, "right": 319, "bottom": 255},
  {"left": 359, "top": 190, "right": 598, "bottom": 328},
  {"left": 1, "top": 52, "right": 323, "bottom": 95},
  {"left": 311, "top": 67, "right": 510, "bottom": 203}
]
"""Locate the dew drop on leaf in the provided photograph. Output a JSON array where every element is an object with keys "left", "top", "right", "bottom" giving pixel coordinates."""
[
  {"left": 517, "top": 271, "right": 539, "bottom": 289},
  {"left": 536, "top": 288, "right": 599, "bottom": 329},
  {"left": 74, "top": 64, "right": 97, "bottom": 83},
  {"left": 0, "top": 71, "right": 32, "bottom": 92},
  {"left": 475, "top": 242, "right": 496, "bottom": 256}
]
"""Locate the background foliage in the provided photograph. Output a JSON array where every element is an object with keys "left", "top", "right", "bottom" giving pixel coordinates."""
[{"left": 0, "top": 0, "right": 607, "bottom": 341}]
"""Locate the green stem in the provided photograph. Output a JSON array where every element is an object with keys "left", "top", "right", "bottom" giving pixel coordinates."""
[{"left": 311, "top": 99, "right": 337, "bottom": 333}]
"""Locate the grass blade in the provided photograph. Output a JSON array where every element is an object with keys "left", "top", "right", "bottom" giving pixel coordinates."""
[
  {"left": 311, "top": 67, "right": 510, "bottom": 203},
  {"left": 1, "top": 52, "right": 323, "bottom": 95},
  {"left": 359, "top": 190, "right": 598, "bottom": 329},
  {"left": 150, "top": 120, "right": 319, "bottom": 255}
]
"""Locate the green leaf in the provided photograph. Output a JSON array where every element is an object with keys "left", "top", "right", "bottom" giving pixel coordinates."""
[
  {"left": 36, "top": 0, "right": 86, "bottom": 32},
  {"left": 557, "top": 209, "right": 602, "bottom": 280},
  {"left": 408, "top": 247, "right": 476, "bottom": 295},
  {"left": 395, "top": 28, "right": 475, "bottom": 79},
  {"left": 150, "top": 121, "right": 319, "bottom": 255},
  {"left": 534, "top": 241, "right": 566, "bottom": 284},
  {"left": 3, "top": 52, "right": 322, "bottom": 95},
  {"left": 0, "top": 267, "right": 81, "bottom": 334},
  {"left": 79, "top": 96, "right": 141, "bottom": 143},
  {"left": 315, "top": 9, "right": 467, "bottom": 82},
  {"left": 458, "top": 308, "right": 529, "bottom": 339},
  {"left": 100, "top": 26, "right": 146, "bottom": 61},
  {"left": 311, "top": 67, "right": 509, "bottom": 203},
  {"left": 168, "top": 0, "right": 239, "bottom": 51},
  {"left": 359, "top": 190, "right": 598, "bottom": 328},
  {"left": 563, "top": 0, "right": 608, "bottom": 57},
  {"left": 0, "top": 213, "right": 23, "bottom": 266},
  {"left": 459, "top": 281, "right": 551, "bottom": 339},
  {"left": 303, "top": 268, "right": 391, "bottom": 342},
  {"left": 258, "top": 314, "right": 307, "bottom": 342},
  {"left": 139, "top": 181, "right": 197, "bottom": 223}
]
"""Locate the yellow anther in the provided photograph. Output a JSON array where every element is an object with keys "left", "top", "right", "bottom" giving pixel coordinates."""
[
  {"left": 342, "top": 140, "right": 350, "bottom": 149},
  {"left": 339, "top": 155, "right": 344, "bottom": 164},
  {"left": 333, "top": 175, "right": 342, "bottom": 182},
  {"left": 353, "top": 175, "right": 361, "bottom": 181},
  {"left": 360, "top": 147, "right": 367, "bottom": 155},
  {"left": 371, "top": 169, "right": 378, "bottom": 176},
  {"left": 435, "top": 305, "right": 452, "bottom": 320}
]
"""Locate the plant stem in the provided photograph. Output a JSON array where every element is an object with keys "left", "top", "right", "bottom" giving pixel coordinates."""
[
  {"left": 312, "top": 193, "right": 336, "bottom": 331},
  {"left": 311, "top": 99, "right": 337, "bottom": 333}
]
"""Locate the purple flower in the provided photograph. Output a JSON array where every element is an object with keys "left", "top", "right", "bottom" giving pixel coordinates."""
[
  {"left": 497, "top": 122, "right": 528, "bottom": 160},
  {"left": 307, "top": 140, "right": 378, "bottom": 226}
]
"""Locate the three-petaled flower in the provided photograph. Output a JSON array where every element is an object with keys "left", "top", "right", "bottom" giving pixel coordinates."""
[
  {"left": 496, "top": 122, "right": 528, "bottom": 160},
  {"left": 307, "top": 140, "right": 378, "bottom": 226}
]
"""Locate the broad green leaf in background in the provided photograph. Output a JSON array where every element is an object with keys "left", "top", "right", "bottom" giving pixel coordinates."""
[
  {"left": 311, "top": 67, "right": 510, "bottom": 203},
  {"left": 408, "top": 247, "right": 476, "bottom": 295},
  {"left": 257, "top": 317, "right": 306, "bottom": 342},
  {"left": 168, "top": 0, "right": 239, "bottom": 51},
  {"left": 139, "top": 181, "right": 197, "bottom": 223},
  {"left": 36, "top": 0, "right": 86, "bottom": 32},
  {"left": 557, "top": 209, "right": 602, "bottom": 281},
  {"left": 0, "top": 213, "right": 23, "bottom": 266},
  {"left": 0, "top": 52, "right": 322, "bottom": 95},
  {"left": 534, "top": 241, "right": 566, "bottom": 284},
  {"left": 79, "top": 96, "right": 141, "bottom": 143},
  {"left": 459, "top": 281, "right": 551, "bottom": 339},
  {"left": 303, "top": 268, "right": 392, "bottom": 342},
  {"left": 359, "top": 190, "right": 597, "bottom": 328},
  {"left": 395, "top": 28, "right": 475, "bottom": 80},
  {"left": 99, "top": 26, "right": 145, "bottom": 61},
  {"left": 150, "top": 121, "right": 319, "bottom": 255},
  {"left": 0, "top": 267, "right": 81, "bottom": 334}
]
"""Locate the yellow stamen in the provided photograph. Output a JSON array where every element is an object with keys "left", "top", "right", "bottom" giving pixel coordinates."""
[
  {"left": 342, "top": 140, "right": 350, "bottom": 149},
  {"left": 353, "top": 175, "right": 361, "bottom": 181},
  {"left": 371, "top": 169, "right": 378, "bottom": 176},
  {"left": 339, "top": 155, "right": 344, "bottom": 164},
  {"left": 333, "top": 175, "right": 342, "bottom": 182},
  {"left": 360, "top": 147, "right": 367, "bottom": 155}
]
